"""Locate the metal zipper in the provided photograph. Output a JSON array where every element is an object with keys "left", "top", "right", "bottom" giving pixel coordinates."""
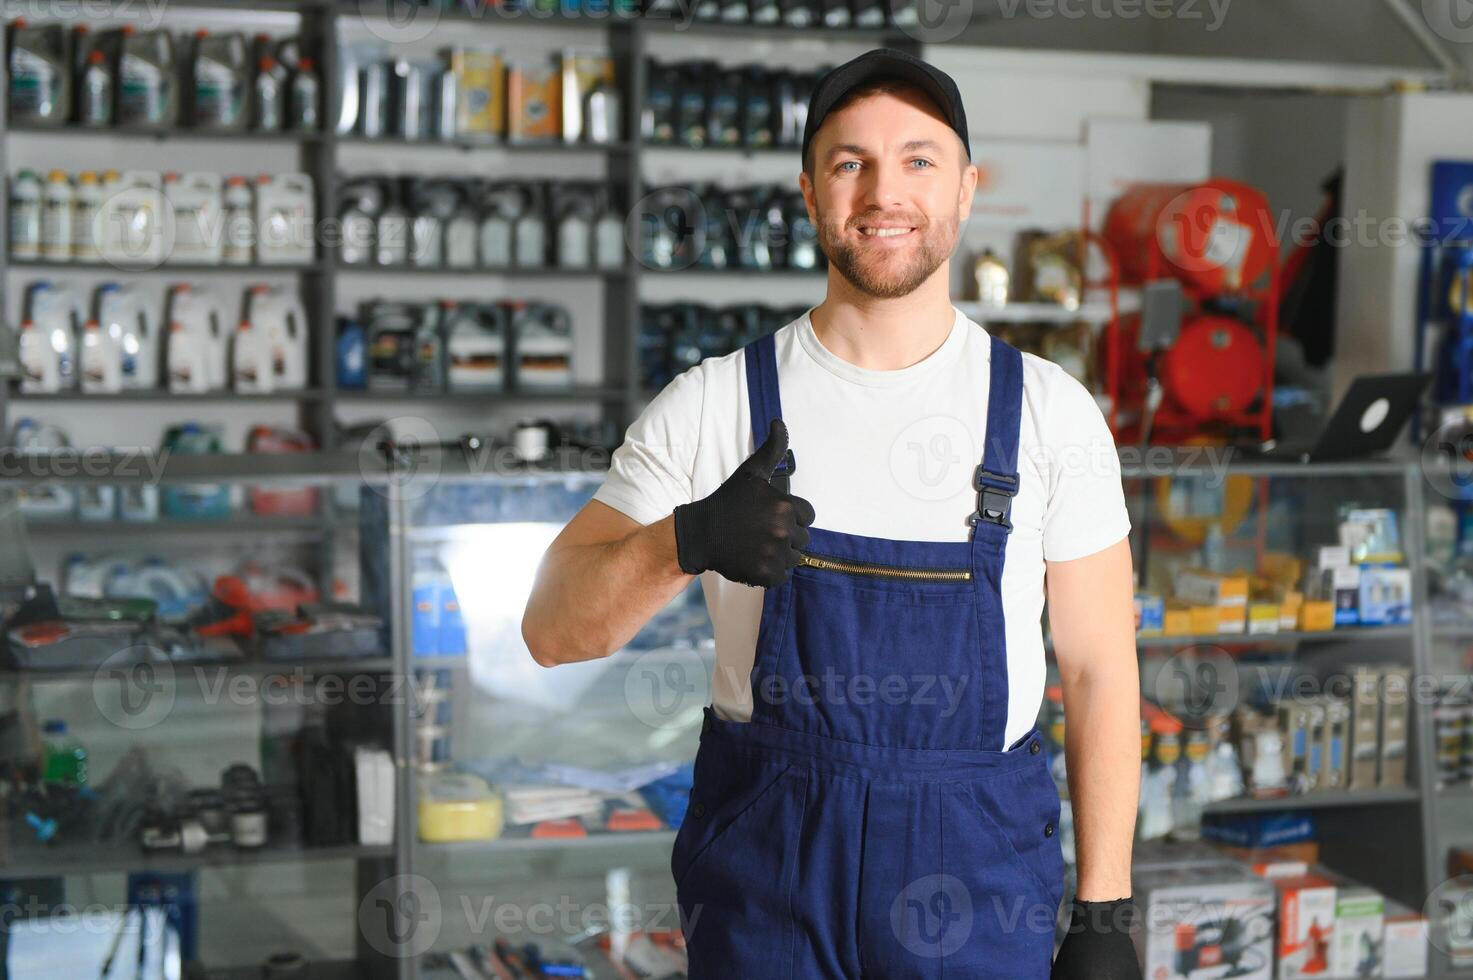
[{"left": 797, "top": 552, "right": 972, "bottom": 582}]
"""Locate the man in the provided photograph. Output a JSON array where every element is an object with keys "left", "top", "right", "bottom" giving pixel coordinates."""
[{"left": 523, "top": 48, "right": 1141, "bottom": 980}]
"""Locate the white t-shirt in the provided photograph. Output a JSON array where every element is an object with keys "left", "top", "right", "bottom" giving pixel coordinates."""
[{"left": 594, "top": 305, "right": 1132, "bottom": 750}]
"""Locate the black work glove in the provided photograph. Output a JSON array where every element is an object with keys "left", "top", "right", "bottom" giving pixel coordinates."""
[
  {"left": 672, "top": 419, "right": 816, "bottom": 587},
  {"left": 1051, "top": 896, "right": 1141, "bottom": 980}
]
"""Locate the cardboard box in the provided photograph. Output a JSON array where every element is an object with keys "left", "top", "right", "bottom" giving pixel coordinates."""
[
  {"left": 507, "top": 58, "right": 561, "bottom": 142},
  {"left": 1274, "top": 873, "right": 1337, "bottom": 978},
  {"left": 1135, "top": 594, "right": 1164, "bottom": 635},
  {"left": 1164, "top": 604, "right": 1193, "bottom": 636},
  {"left": 1348, "top": 666, "right": 1381, "bottom": 790},
  {"left": 1278, "top": 702, "right": 1312, "bottom": 786},
  {"left": 1133, "top": 862, "right": 1276, "bottom": 980},
  {"left": 450, "top": 47, "right": 506, "bottom": 140},
  {"left": 1320, "top": 698, "right": 1350, "bottom": 791},
  {"left": 1190, "top": 605, "right": 1221, "bottom": 635},
  {"left": 1304, "top": 700, "right": 1326, "bottom": 791},
  {"left": 1248, "top": 602, "right": 1280, "bottom": 635},
  {"left": 1279, "top": 590, "right": 1303, "bottom": 630},
  {"left": 1218, "top": 604, "right": 1246, "bottom": 634},
  {"left": 1358, "top": 565, "right": 1412, "bottom": 625},
  {"left": 1315, "top": 545, "right": 1350, "bottom": 571},
  {"left": 1382, "top": 899, "right": 1429, "bottom": 978},
  {"left": 1327, "top": 565, "right": 1361, "bottom": 626},
  {"left": 1329, "top": 886, "right": 1384, "bottom": 978},
  {"left": 1299, "top": 601, "right": 1335, "bottom": 632},
  {"left": 1176, "top": 568, "right": 1249, "bottom": 607},
  {"left": 1218, "top": 841, "right": 1322, "bottom": 868},
  {"left": 1379, "top": 666, "right": 1411, "bottom": 788}
]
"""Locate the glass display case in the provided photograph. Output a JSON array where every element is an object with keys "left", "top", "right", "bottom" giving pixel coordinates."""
[
  {"left": 395, "top": 467, "right": 711, "bottom": 978},
  {"left": 0, "top": 452, "right": 402, "bottom": 979}
]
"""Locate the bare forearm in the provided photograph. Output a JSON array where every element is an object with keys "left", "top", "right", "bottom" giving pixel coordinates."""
[
  {"left": 523, "top": 515, "right": 693, "bottom": 665},
  {"left": 1060, "top": 660, "right": 1140, "bottom": 901}
]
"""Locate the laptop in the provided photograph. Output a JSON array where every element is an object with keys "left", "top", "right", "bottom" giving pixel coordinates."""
[{"left": 1248, "top": 373, "right": 1429, "bottom": 462}]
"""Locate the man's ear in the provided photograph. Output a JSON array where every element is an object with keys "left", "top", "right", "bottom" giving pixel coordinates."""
[
  {"left": 799, "top": 170, "right": 818, "bottom": 228},
  {"left": 958, "top": 162, "right": 978, "bottom": 221}
]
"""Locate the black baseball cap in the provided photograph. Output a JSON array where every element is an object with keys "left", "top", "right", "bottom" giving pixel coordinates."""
[{"left": 801, "top": 48, "right": 971, "bottom": 170}]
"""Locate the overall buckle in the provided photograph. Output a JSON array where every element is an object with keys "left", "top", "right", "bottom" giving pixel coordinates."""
[
  {"left": 970, "top": 466, "right": 1018, "bottom": 530},
  {"left": 770, "top": 449, "right": 796, "bottom": 495}
]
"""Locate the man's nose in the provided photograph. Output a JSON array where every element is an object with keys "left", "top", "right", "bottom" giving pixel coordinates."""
[{"left": 856, "top": 157, "right": 909, "bottom": 211}]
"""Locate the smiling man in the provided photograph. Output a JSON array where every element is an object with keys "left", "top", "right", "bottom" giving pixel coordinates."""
[{"left": 523, "top": 49, "right": 1142, "bottom": 979}]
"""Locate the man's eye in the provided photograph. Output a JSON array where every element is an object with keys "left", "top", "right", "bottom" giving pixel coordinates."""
[
  {"left": 912, "top": 159, "right": 934, "bottom": 169},
  {"left": 837, "top": 161, "right": 859, "bottom": 173}
]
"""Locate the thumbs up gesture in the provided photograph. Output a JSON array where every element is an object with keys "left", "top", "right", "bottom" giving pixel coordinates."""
[{"left": 673, "top": 419, "right": 817, "bottom": 587}]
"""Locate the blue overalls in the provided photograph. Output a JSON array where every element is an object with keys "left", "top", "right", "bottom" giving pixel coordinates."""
[{"left": 671, "top": 331, "right": 1065, "bottom": 979}]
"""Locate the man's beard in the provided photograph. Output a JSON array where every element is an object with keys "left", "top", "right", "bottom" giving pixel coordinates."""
[{"left": 817, "top": 209, "right": 958, "bottom": 299}]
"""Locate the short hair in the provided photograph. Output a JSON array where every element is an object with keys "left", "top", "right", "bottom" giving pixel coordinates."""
[{"left": 802, "top": 79, "right": 969, "bottom": 177}]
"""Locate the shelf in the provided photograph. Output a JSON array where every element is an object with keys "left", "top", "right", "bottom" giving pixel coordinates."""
[
  {"left": 1200, "top": 787, "right": 1420, "bottom": 815},
  {"left": 954, "top": 300, "right": 1118, "bottom": 324},
  {"left": 8, "top": 259, "right": 324, "bottom": 274},
  {"left": 199, "top": 961, "right": 365, "bottom": 980},
  {"left": 11, "top": 388, "right": 328, "bottom": 402},
  {"left": 415, "top": 829, "right": 676, "bottom": 855},
  {"left": 6, "top": 122, "right": 322, "bottom": 143},
  {"left": 643, "top": 266, "right": 826, "bottom": 277},
  {"left": 641, "top": 141, "right": 799, "bottom": 156},
  {"left": 637, "top": 15, "right": 908, "bottom": 40},
  {"left": 0, "top": 657, "right": 395, "bottom": 683},
  {"left": 1133, "top": 626, "right": 1416, "bottom": 648},
  {"left": 335, "top": 386, "right": 626, "bottom": 402},
  {"left": 335, "top": 263, "right": 629, "bottom": 279},
  {"left": 21, "top": 515, "right": 329, "bottom": 535},
  {"left": 0, "top": 840, "right": 392, "bottom": 878},
  {"left": 339, "top": 136, "right": 631, "bottom": 153}
]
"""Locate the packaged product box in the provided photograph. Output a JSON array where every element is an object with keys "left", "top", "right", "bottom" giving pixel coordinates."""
[
  {"left": 1278, "top": 590, "right": 1303, "bottom": 630},
  {"left": 1357, "top": 564, "right": 1412, "bottom": 625},
  {"left": 1303, "top": 700, "right": 1326, "bottom": 791},
  {"left": 1327, "top": 565, "right": 1361, "bottom": 626},
  {"left": 1248, "top": 601, "right": 1280, "bottom": 635},
  {"left": 1176, "top": 568, "right": 1250, "bottom": 608},
  {"left": 1347, "top": 665, "right": 1381, "bottom": 790},
  {"left": 1379, "top": 666, "right": 1411, "bottom": 787},
  {"left": 1278, "top": 702, "right": 1311, "bottom": 786},
  {"left": 1135, "top": 593, "right": 1165, "bottom": 635},
  {"left": 1164, "top": 602, "right": 1193, "bottom": 636},
  {"left": 1274, "top": 872, "right": 1337, "bottom": 978},
  {"left": 1299, "top": 600, "right": 1335, "bottom": 632},
  {"left": 1328, "top": 885, "right": 1384, "bottom": 978},
  {"left": 1219, "top": 604, "right": 1246, "bottom": 634},
  {"left": 1320, "top": 698, "right": 1349, "bottom": 791},
  {"left": 1216, "top": 841, "right": 1321, "bottom": 868},
  {"left": 1314, "top": 545, "right": 1350, "bottom": 572},
  {"left": 1133, "top": 862, "right": 1276, "bottom": 980},
  {"left": 450, "top": 47, "right": 505, "bottom": 140},
  {"left": 507, "top": 57, "right": 561, "bottom": 142},
  {"left": 1381, "top": 898, "right": 1429, "bottom": 978},
  {"left": 1190, "top": 605, "right": 1220, "bottom": 635}
]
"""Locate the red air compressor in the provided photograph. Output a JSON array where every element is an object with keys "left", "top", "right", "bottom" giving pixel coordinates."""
[{"left": 1100, "top": 179, "right": 1280, "bottom": 444}]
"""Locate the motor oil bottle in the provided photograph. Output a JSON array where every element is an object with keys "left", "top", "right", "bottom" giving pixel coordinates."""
[
  {"left": 222, "top": 176, "right": 255, "bottom": 264},
  {"left": 785, "top": 191, "right": 818, "bottom": 270},
  {"left": 414, "top": 301, "right": 448, "bottom": 392},
  {"left": 365, "top": 301, "right": 419, "bottom": 392},
  {"left": 511, "top": 302, "right": 572, "bottom": 389},
  {"left": 255, "top": 55, "right": 284, "bottom": 131},
  {"left": 72, "top": 171, "right": 103, "bottom": 260},
  {"left": 291, "top": 56, "right": 319, "bottom": 131},
  {"left": 376, "top": 182, "right": 410, "bottom": 266},
  {"left": 18, "top": 320, "right": 62, "bottom": 392},
  {"left": 96, "top": 283, "right": 157, "bottom": 390},
  {"left": 79, "top": 48, "right": 112, "bottom": 127},
  {"left": 8, "top": 20, "right": 70, "bottom": 125},
  {"left": 409, "top": 179, "right": 451, "bottom": 268},
  {"left": 164, "top": 171, "right": 224, "bottom": 265},
  {"left": 10, "top": 169, "right": 43, "bottom": 260},
  {"left": 445, "top": 182, "right": 478, "bottom": 268},
  {"left": 11, "top": 419, "right": 76, "bottom": 516},
  {"left": 336, "top": 316, "right": 366, "bottom": 389},
  {"left": 166, "top": 284, "right": 229, "bottom": 391},
  {"left": 245, "top": 285, "right": 308, "bottom": 389},
  {"left": 231, "top": 320, "right": 272, "bottom": 393},
  {"left": 80, "top": 319, "right": 121, "bottom": 393},
  {"left": 444, "top": 302, "right": 506, "bottom": 391},
  {"left": 338, "top": 176, "right": 384, "bottom": 266},
  {"left": 478, "top": 184, "right": 514, "bottom": 268},
  {"left": 99, "top": 170, "right": 165, "bottom": 265},
  {"left": 116, "top": 26, "right": 177, "bottom": 129},
  {"left": 555, "top": 184, "right": 592, "bottom": 270},
  {"left": 189, "top": 30, "right": 248, "bottom": 130},
  {"left": 41, "top": 170, "right": 73, "bottom": 261},
  {"left": 593, "top": 186, "right": 624, "bottom": 271},
  {"left": 512, "top": 183, "right": 546, "bottom": 267},
  {"left": 24, "top": 281, "right": 79, "bottom": 390}
]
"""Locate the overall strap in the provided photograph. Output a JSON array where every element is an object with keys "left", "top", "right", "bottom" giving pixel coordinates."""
[
  {"left": 743, "top": 331, "right": 795, "bottom": 490},
  {"left": 970, "top": 335, "right": 1023, "bottom": 533}
]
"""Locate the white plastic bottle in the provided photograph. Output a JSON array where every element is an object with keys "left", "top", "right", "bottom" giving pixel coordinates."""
[
  {"left": 231, "top": 319, "right": 273, "bottom": 392},
  {"left": 41, "top": 170, "right": 74, "bottom": 261},
  {"left": 166, "top": 319, "right": 208, "bottom": 392},
  {"left": 10, "top": 169, "right": 43, "bottom": 260},
  {"left": 72, "top": 171, "right": 103, "bottom": 260},
  {"left": 222, "top": 175, "right": 255, "bottom": 264},
  {"left": 18, "top": 320, "right": 63, "bottom": 392},
  {"left": 167, "top": 284, "right": 229, "bottom": 389},
  {"left": 96, "top": 283, "right": 157, "bottom": 390},
  {"left": 245, "top": 285, "right": 307, "bottom": 389},
  {"left": 25, "top": 281, "right": 79, "bottom": 389},
  {"left": 80, "top": 319, "right": 122, "bottom": 393}
]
